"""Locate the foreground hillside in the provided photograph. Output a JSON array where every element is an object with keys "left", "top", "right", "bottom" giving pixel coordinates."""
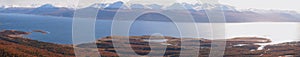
[
  {"left": 0, "top": 30, "right": 122, "bottom": 57},
  {"left": 0, "top": 30, "right": 75, "bottom": 57},
  {"left": 77, "top": 36, "right": 299, "bottom": 57},
  {"left": 0, "top": 30, "right": 299, "bottom": 57}
]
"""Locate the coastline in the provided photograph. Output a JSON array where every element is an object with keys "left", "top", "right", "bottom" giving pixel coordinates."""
[{"left": 0, "top": 30, "right": 299, "bottom": 57}]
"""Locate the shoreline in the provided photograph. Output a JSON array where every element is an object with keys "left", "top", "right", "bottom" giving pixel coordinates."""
[{"left": 1, "top": 30, "right": 300, "bottom": 57}]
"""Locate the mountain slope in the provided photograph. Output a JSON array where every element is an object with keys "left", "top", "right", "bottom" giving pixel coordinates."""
[
  {"left": 0, "top": 30, "right": 120, "bottom": 57},
  {"left": 0, "top": 30, "right": 75, "bottom": 57},
  {"left": 26, "top": 4, "right": 74, "bottom": 17}
]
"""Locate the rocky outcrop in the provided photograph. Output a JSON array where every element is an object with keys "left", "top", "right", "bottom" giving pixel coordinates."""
[{"left": 0, "top": 30, "right": 31, "bottom": 38}]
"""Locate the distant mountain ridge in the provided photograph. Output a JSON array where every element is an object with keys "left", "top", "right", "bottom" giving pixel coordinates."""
[{"left": 0, "top": 1, "right": 300, "bottom": 22}]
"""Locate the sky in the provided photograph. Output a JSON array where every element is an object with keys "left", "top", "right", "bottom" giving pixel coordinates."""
[
  {"left": 0, "top": 0, "right": 300, "bottom": 11},
  {"left": 220, "top": 0, "right": 300, "bottom": 11}
]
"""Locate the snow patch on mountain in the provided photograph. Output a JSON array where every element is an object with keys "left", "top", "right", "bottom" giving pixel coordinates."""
[{"left": 38, "top": 4, "right": 57, "bottom": 9}]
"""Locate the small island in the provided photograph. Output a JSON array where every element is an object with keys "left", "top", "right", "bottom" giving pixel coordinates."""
[{"left": 32, "top": 30, "right": 49, "bottom": 34}]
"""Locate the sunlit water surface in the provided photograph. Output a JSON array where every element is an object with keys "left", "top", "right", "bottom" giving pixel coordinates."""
[{"left": 0, "top": 13, "right": 299, "bottom": 45}]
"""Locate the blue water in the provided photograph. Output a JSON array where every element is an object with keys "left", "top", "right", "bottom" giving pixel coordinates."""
[
  {"left": 0, "top": 13, "right": 181, "bottom": 44},
  {"left": 1, "top": 13, "right": 298, "bottom": 45}
]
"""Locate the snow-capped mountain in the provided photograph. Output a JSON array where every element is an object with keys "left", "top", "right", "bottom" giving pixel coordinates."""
[
  {"left": 0, "top": 1, "right": 243, "bottom": 11},
  {"left": 84, "top": 1, "right": 236, "bottom": 11},
  {"left": 89, "top": 4, "right": 110, "bottom": 9},
  {"left": 0, "top": 6, "right": 5, "bottom": 11},
  {"left": 130, "top": 4, "right": 145, "bottom": 9},
  {"left": 104, "top": 1, "right": 124, "bottom": 9},
  {"left": 0, "top": 5, "right": 4, "bottom": 10},
  {"left": 23, "top": 4, "right": 73, "bottom": 17},
  {"left": 147, "top": 4, "right": 163, "bottom": 9},
  {"left": 0, "top": 5, "right": 4, "bottom": 8},
  {"left": 0, "top": 1, "right": 300, "bottom": 22},
  {"left": 37, "top": 4, "right": 57, "bottom": 8}
]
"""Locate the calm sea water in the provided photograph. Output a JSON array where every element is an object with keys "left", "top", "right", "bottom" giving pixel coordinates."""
[
  {"left": 0, "top": 13, "right": 299, "bottom": 44},
  {"left": 0, "top": 13, "right": 181, "bottom": 44}
]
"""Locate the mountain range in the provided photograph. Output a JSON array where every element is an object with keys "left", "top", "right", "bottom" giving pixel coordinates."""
[{"left": 0, "top": 1, "right": 299, "bottom": 22}]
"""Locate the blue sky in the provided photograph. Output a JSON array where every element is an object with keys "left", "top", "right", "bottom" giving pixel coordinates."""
[{"left": 0, "top": 0, "right": 300, "bottom": 11}]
